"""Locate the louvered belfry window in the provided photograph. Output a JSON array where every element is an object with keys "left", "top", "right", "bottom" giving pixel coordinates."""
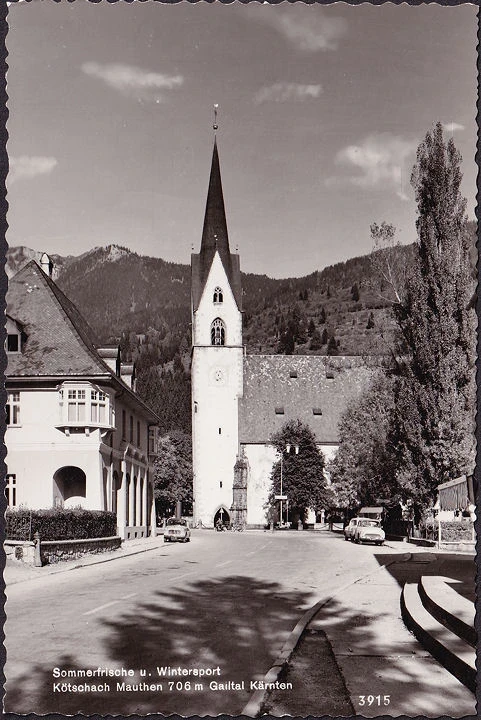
[{"left": 213, "top": 286, "right": 223, "bottom": 304}]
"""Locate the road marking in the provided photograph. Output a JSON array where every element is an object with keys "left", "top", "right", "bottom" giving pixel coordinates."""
[
  {"left": 216, "top": 560, "right": 233, "bottom": 568},
  {"left": 83, "top": 600, "right": 120, "bottom": 616},
  {"left": 121, "top": 593, "right": 137, "bottom": 600}
]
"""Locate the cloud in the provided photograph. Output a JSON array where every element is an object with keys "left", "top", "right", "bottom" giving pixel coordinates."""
[
  {"left": 332, "top": 133, "right": 417, "bottom": 201},
  {"left": 245, "top": 6, "right": 347, "bottom": 52},
  {"left": 8, "top": 155, "right": 58, "bottom": 185},
  {"left": 442, "top": 122, "right": 465, "bottom": 133},
  {"left": 255, "top": 82, "right": 322, "bottom": 104},
  {"left": 82, "top": 62, "right": 183, "bottom": 102}
]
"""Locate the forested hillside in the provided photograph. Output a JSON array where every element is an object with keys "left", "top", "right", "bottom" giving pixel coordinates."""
[{"left": 7, "top": 219, "right": 475, "bottom": 434}]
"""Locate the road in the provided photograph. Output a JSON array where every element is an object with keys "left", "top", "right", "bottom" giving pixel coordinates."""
[{"left": 5, "top": 529, "right": 408, "bottom": 716}]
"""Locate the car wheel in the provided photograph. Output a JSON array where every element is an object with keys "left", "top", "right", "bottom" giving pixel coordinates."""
[
  {"left": 344, "top": 535, "right": 349, "bottom": 541},
  {"left": 164, "top": 537, "right": 169, "bottom": 542}
]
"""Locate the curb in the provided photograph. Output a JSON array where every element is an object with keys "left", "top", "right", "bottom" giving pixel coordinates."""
[{"left": 241, "top": 552, "right": 412, "bottom": 718}]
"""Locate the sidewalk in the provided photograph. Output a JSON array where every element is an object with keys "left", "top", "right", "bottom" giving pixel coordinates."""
[
  {"left": 4, "top": 533, "right": 165, "bottom": 586},
  {"left": 265, "top": 548, "right": 476, "bottom": 717}
]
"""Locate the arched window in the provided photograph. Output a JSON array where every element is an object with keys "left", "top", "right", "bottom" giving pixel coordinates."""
[
  {"left": 213, "top": 287, "right": 223, "bottom": 304},
  {"left": 211, "top": 318, "right": 226, "bottom": 346}
]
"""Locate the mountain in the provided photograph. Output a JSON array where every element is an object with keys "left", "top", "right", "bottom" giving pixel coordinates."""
[
  {"left": 4, "top": 241, "right": 411, "bottom": 358},
  {"left": 7, "top": 224, "right": 475, "bottom": 434}
]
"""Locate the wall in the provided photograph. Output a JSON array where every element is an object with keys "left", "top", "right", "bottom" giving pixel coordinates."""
[{"left": 40, "top": 536, "right": 121, "bottom": 564}]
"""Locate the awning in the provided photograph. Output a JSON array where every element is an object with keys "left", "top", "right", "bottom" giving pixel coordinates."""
[
  {"left": 359, "top": 506, "right": 383, "bottom": 516},
  {"left": 437, "top": 475, "right": 474, "bottom": 511}
]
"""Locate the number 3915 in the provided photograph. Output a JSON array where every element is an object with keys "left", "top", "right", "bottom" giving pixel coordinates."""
[{"left": 358, "top": 695, "right": 390, "bottom": 706}]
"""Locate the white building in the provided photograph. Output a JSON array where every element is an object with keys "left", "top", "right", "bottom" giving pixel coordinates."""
[
  {"left": 5, "top": 258, "right": 159, "bottom": 540},
  {"left": 191, "top": 140, "right": 374, "bottom": 528}
]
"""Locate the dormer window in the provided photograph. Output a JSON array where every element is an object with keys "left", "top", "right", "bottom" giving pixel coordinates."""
[
  {"left": 211, "top": 318, "right": 226, "bottom": 346},
  {"left": 5, "top": 315, "right": 23, "bottom": 354},
  {"left": 213, "top": 287, "right": 223, "bottom": 304},
  {"left": 7, "top": 334, "right": 19, "bottom": 353}
]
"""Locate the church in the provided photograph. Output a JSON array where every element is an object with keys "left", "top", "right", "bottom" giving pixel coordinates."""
[{"left": 191, "top": 137, "right": 375, "bottom": 529}]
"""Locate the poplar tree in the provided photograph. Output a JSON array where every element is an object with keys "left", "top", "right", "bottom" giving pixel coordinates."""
[{"left": 391, "top": 122, "right": 476, "bottom": 508}]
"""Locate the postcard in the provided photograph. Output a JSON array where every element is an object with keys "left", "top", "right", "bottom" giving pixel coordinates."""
[{"left": 4, "top": 1, "right": 478, "bottom": 717}]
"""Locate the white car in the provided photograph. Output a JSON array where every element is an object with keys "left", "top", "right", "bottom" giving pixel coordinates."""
[
  {"left": 164, "top": 517, "right": 191, "bottom": 543},
  {"left": 353, "top": 519, "right": 385, "bottom": 545}
]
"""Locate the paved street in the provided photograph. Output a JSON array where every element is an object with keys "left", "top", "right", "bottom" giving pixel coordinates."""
[{"left": 4, "top": 530, "right": 473, "bottom": 716}]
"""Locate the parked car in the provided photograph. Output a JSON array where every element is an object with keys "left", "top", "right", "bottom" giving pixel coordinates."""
[
  {"left": 164, "top": 517, "right": 191, "bottom": 543},
  {"left": 352, "top": 519, "right": 385, "bottom": 545},
  {"left": 344, "top": 518, "right": 360, "bottom": 541}
]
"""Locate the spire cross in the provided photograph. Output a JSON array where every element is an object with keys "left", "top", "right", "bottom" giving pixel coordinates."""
[{"left": 213, "top": 103, "right": 219, "bottom": 132}]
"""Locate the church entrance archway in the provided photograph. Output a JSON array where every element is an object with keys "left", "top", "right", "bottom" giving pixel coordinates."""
[{"left": 214, "top": 507, "right": 230, "bottom": 528}]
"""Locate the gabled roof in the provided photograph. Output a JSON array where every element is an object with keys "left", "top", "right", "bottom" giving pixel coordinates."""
[
  {"left": 5, "top": 261, "right": 160, "bottom": 423},
  {"left": 191, "top": 139, "right": 242, "bottom": 311},
  {"left": 239, "top": 355, "right": 377, "bottom": 444},
  {"left": 6, "top": 260, "right": 107, "bottom": 377}
]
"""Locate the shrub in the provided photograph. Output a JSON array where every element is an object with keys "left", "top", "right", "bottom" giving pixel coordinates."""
[
  {"left": 6, "top": 507, "right": 117, "bottom": 541},
  {"left": 421, "top": 518, "right": 473, "bottom": 542}
]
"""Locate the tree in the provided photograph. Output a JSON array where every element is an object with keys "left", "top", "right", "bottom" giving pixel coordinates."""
[
  {"left": 309, "top": 329, "right": 322, "bottom": 351},
  {"left": 153, "top": 431, "right": 193, "bottom": 518},
  {"left": 366, "top": 311, "right": 375, "bottom": 329},
  {"left": 329, "top": 372, "right": 397, "bottom": 510},
  {"left": 267, "top": 420, "right": 332, "bottom": 521},
  {"left": 327, "top": 335, "right": 338, "bottom": 356},
  {"left": 321, "top": 328, "right": 328, "bottom": 345},
  {"left": 307, "top": 318, "right": 316, "bottom": 337},
  {"left": 390, "top": 122, "right": 476, "bottom": 509},
  {"left": 370, "top": 221, "right": 408, "bottom": 305},
  {"left": 351, "top": 282, "right": 360, "bottom": 302},
  {"left": 319, "top": 306, "right": 326, "bottom": 324}
]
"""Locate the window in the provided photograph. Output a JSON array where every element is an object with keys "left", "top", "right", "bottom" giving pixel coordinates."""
[
  {"left": 213, "top": 287, "right": 223, "bottom": 304},
  {"left": 211, "top": 318, "right": 226, "bottom": 346},
  {"left": 326, "top": 371, "right": 335, "bottom": 379},
  {"left": 91, "top": 390, "right": 107, "bottom": 423},
  {"left": 149, "top": 427, "right": 157, "bottom": 455},
  {"left": 313, "top": 408, "right": 323, "bottom": 416},
  {"left": 289, "top": 370, "right": 298, "bottom": 378},
  {"left": 129, "top": 415, "right": 134, "bottom": 443},
  {"left": 67, "top": 388, "right": 86, "bottom": 422},
  {"left": 5, "top": 474, "right": 16, "bottom": 507},
  {"left": 275, "top": 407, "right": 285, "bottom": 415},
  {"left": 137, "top": 421, "right": 141, "bottom": 447},
  {"left": 122, "top": 410, "right": 126, "bottom": 439},
  {"left": 6, "top": 392, "right": 20, "bottom": 426},
  {"left": 7, "top": 334, "right": 19, "bottom": 353},
  {"left": 58, "top": 383, "right": 112, "bottom": 428}
]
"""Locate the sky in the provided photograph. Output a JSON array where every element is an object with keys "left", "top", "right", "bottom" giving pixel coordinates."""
[{"left": 6, "top": 1, "right": 478, "bottom": 278}]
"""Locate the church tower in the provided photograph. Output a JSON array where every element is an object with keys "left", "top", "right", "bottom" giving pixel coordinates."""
[{"left": 191, "top": 133, "right": 243, "bottom": 526}]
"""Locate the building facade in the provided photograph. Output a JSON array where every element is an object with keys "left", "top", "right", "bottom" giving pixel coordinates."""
[
  {"left": 5, "top": 259, "right": 159, "bottom": 540},
  {"left": 191, "top": 140, "right": 374, "bottom": 528}
]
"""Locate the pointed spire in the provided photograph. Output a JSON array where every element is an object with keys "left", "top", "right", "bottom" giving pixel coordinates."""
[{"left": 200, "top": 138, "right": 231, "bottom": 272}]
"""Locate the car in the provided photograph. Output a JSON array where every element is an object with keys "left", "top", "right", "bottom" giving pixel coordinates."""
[
  {"left": 344, "top": 518, "right": 360, "bottom": 541},
  {"left": 164, "top": 517, "right": 191, "bottom": 543},
  {"left": 352, "top": 519, "right": 385, "bottom": 545}
]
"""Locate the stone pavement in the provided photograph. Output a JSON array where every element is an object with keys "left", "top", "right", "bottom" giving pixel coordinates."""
[{"left": 266, "top": 546, "right": 476, "bottom": 718}]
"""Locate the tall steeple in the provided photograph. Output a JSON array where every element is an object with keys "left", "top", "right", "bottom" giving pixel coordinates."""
[
  {"left": 200, "top": 138, "right": 232, "bottom": 279},
  {"left": 191, "top": 112, "right": 242, "bottom": 311}
]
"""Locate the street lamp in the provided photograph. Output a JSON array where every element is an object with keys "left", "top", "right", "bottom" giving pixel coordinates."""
[{"left": 279, "top": 444, "right": 299, "bottom": 528}]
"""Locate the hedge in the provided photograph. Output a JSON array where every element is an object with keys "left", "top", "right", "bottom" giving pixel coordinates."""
[
  {"left": 6, "top": 507, "right": 117, "bottom": 541},
  {"left": 422, "top": 519, "right": 473, "bottom": 542}
]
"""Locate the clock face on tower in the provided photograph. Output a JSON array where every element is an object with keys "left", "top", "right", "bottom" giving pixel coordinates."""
[{"left": 210, "top": 367, "right": 226, "bottom": 386}]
